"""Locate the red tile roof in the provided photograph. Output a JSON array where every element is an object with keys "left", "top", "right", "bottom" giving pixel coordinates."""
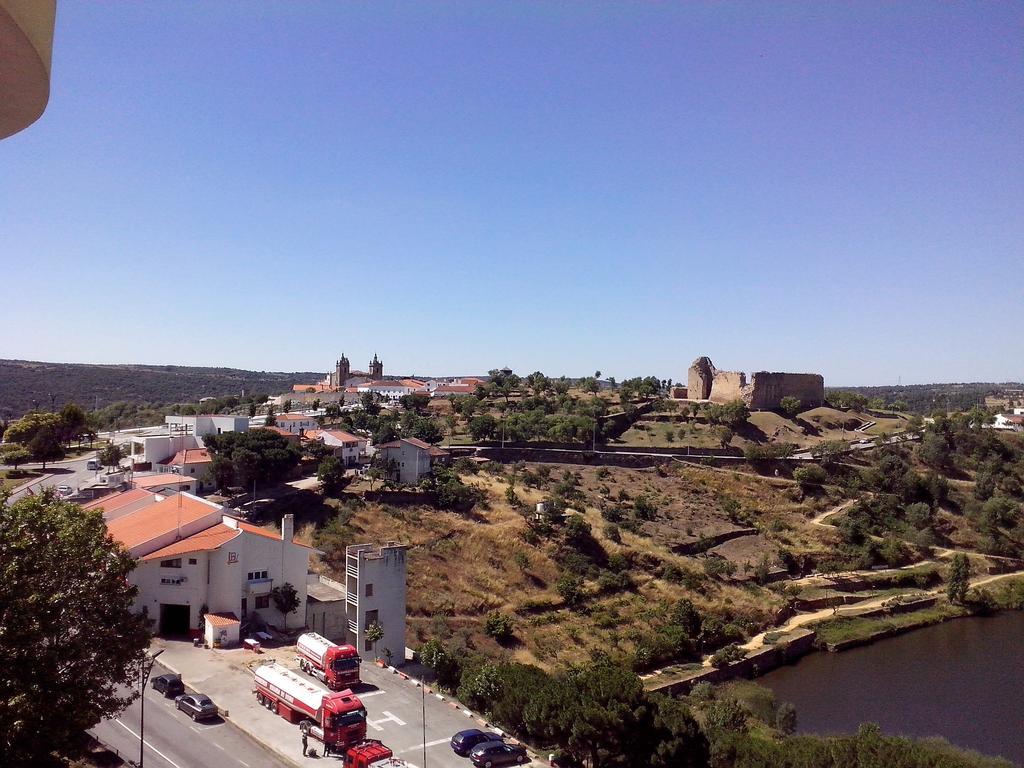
[
  {"left": 132, "top": 474, "right": 196, "bottom": 489},
  {"left": 82, "top": 488, "right": 159, "bottom": 512},
  {"left": 106, "top": 495, "right": 221, "bottom": 551},
  {"left": 141, "top": 523, "right": 241, "bottom": 560},
  {"left": 277, "top": 413, "right": 314, "bottom": 421},
  {"left": 158, "top": 448, "right": 211, "bottom": 466},
  {"left": 205, "top": 611, "right": 240, "bottom": 627},
  {"left": 377, "top": 437, "right": 449, "bottom": 457},
  {"left": 232, "top": 519, "right": 315, "bottom": 549}
]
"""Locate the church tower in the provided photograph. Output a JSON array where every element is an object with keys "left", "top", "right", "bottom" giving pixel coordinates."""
[
  {"left": 332, "top": 354, "right": 350, "bottom": 388},
  {"left": 369, "top": 353, "right": 383, "bottom": 379}
]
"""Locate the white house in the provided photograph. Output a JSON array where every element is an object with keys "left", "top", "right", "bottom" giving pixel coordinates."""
[
  {"left": 273, "top": 413, "right": 319, "bottom": 435},
  {"left": 156, "top": 448, "right": 214, "bottom": 491},
  {"left": 106, "top": 493, "right": 313, "bottom": 640},
  {"left": 993, "top": 413, "right": 1024, "bottom": 432},
  {"left": 376, "top": 438, "right": 450, "bottom": 485},
  {"left": 304, "top": 429, "right": 367, "bottom": 466}
]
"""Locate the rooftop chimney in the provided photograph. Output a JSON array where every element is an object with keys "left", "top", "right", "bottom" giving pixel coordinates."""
[{"left": 281, "top": 514, "right": 294, "bottom": 543}]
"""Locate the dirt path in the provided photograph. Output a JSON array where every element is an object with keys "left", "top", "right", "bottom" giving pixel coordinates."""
[{"left": 730, "top": 567, "right": 1024, "bottom": 658}]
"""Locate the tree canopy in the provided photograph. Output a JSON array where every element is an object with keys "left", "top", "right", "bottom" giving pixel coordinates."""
[
  {"left": 204, "top": 428, "right": 301, "bottom": 490},
  {"left": 0, "top": 492, "right": 150, "bottom": 766}
]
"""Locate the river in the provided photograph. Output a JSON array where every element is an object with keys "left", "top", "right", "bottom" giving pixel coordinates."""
[{"left": 758, "top": 611, "right": 1024, "bottom": 765}]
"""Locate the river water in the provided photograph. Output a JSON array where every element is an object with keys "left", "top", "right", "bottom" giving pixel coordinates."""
[{"left": 758, "top": 611, "right": 1024, "bottom": 765}]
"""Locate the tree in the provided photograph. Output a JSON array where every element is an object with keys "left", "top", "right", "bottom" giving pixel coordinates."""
[
  {"left": 282, "top": 398, "right": 292, "bottom": 413},
  {"left": 779, "top": 396, "right": 802, "bottom": 418},
  {"left": 360, "top": 391, "right": 381, "bottom": 416},
  {"left": 58, "top": 402, "right": 88, "bottom": 444},
  {"left": 947, "top": 553, "right": 970, "bottom": 604},
  {"left": 265, "top": 404, "right": 277, "bottom": 427},
  {"left": 204, "top": 429, "right": 301, "bottom": 490},
  {"left": 3, "top": 411, "right": 62, "bottom": 445},
  {"left": 469, "top": 414, "right": 498, "bottom": 441},
  {"left": 28, "top": 426, "right": 64, "bottom": 468},
  {"left": 706, "top": 400, "right": 750, "bottom": 429},
  {"left": 270, "top": 582, "right": 300, "bottom": 627},
  {"left": 317, "top": 456, "right": 350, "bottom": 496},
  {"left": 556, "top": 574, "right": 585, "bottom": 607},
  {"left": 0, "top": 493, "right": 150, "bottom": 765},
  {"left": 419, "top": 638, "right": 462, "bottom": 689},
  {"left": 98, "top": 442, "right": 124, "bottom": 469},
  {"left": 0, "top": 445, "right": 31, "bottom": 471},
  {"left": 775, "top": 701, "right": 797, "bottom": 735},
  {"left": 365, "top": 622, "right": 384, "bottom": 661}
]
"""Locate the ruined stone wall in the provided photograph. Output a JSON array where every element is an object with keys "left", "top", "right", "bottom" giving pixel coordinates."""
[
  {"left": 748, "top": 372, "right": 824, "bottom": 410},
  {"left": 687, "top": 357, "right": 715, "bottom": 400},
  {"left": 709, "top": 370, "right": 747, "bottom": 403}
]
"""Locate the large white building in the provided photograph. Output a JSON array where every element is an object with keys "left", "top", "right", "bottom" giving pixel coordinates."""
[
  {"left": 345, "top": 542, "right": 407, "bottom": 665},
  {"left": 128, "top": 414, "right": 249, "bottom": 470},
  {"left": 104, "top": 493, "right": 313, "bottom": 642}
]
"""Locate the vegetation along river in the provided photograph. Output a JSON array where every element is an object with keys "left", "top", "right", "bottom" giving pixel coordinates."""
[{"left": 759, "top": 611, "right": 1024, "bottom": 765}]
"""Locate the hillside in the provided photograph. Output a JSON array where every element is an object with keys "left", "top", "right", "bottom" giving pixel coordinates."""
[{"left": 0, "top": 359, "right": 323, "bottom": 418}]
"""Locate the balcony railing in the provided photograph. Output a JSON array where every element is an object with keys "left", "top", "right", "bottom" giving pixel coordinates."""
[
  {"left": 346, "top": 591, "right": 357, "bottom": 605},
  {"left": 347, "top": 620, "right": 358, "bottom": 635}
]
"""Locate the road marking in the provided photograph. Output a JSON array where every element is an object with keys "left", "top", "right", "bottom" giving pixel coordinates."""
[
  {"left": 114, "top": 720, "right": 184, "bottom": 768},
  {"left": 215, "top": 742, "right": 227, "bottom": 751},
  {"left": 399, "top": 738, "right": 450, "bottom": 753},
  {"left": 238, "top": 761, "right": 250, "bottom": 767},
  {"left": 358, "top": 689, "right": 386, "bottom": 698},
  {"left": 367, "top": 711, "right": 406, "bottom": 731}
]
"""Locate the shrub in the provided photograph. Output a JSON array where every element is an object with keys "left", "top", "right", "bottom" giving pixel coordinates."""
[
  {"left": 484, "top": 612, "right": 515, "bottom": 643},
  {"left": 793, "top": 464, "right": 827, "bottom": 488},
  {"left": 710, "top": 644, "right": 746, "bottom": 668}
]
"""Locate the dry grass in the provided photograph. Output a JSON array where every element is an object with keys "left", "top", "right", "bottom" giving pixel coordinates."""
[{"left": 298, "top": 460, "right": 839, "bottom": 670}]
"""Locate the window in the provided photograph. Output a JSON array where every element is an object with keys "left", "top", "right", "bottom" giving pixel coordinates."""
[
  {"left": 188, "top": 558, "right": 197, "bottom": 565},
  {"left": 365, "top": 583, "right": 374, "bottom": 597},
  {"left": 247, "top": 570, "right": 269, "bottom": 581},
  {"left": 254, "top": 595, "right": 270, "bottom": 610},
  {"left": 160, "top": 558, "right": 182, "bottom": 569}
]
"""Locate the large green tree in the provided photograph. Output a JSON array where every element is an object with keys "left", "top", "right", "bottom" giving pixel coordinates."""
[
  {"left": 204, "top": 429, "right": 301, "bottom": 490},
  {"left": 0, "top": 492, "right": 150, "bottom": 766}
]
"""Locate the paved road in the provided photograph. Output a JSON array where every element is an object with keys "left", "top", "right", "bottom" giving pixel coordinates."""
[
  {"left": 7, "top": 455, "right": 101, "bottom": 502},
  {"left": 91, "top": 665, "right": 293, "bottom": 768}
]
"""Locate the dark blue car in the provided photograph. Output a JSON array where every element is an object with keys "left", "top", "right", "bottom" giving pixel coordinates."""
[{"left": 451, "top": 729, "right": 505, "bottom": 757}]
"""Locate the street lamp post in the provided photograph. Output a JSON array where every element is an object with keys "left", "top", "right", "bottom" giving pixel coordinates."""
[{"left": 139, "top": 649, "right": 164, "bottom": 768}]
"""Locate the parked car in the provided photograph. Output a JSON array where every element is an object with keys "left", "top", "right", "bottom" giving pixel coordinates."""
[
  {"left": 451, "top": 729, "right": 505, "bottom": 757},
  {"left": 151, "top": 673, "right": 185, "bottom": 698},
  {"left": 174, "top": 693, "right": 219, "bottom": 721},
  {"left": 56, "top": 485, "right": 73, "bottom": 497},
  {"left": 469, "top": 741, "right": 528, "bottom": 767}
]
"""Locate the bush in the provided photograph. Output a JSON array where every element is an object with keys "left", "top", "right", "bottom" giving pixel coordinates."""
[
  {"left": 484, "top": 612, "right": 515, "bottom": 643},
  {"left": 710, "top": 644, "right": 746, "bottom": 668},
  {"left": 793, "top": 464, "right": 827, "bottom": 488},
  {"left": 556, "top": 574, "right": 584, "bottom": 607}
]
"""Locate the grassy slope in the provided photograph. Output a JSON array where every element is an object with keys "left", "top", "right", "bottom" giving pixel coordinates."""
[{"left": 297, "top": 463, "right": 831, "bottom": 669}]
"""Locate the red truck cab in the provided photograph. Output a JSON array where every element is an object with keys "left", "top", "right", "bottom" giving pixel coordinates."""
[{"left": 344, "top": 740, "right": 407, "bottom": 768}]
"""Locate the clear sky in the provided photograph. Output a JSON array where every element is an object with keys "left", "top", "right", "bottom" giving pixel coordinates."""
[{"left": 1, "top": 2, "right": 1021, "bottom": 385}]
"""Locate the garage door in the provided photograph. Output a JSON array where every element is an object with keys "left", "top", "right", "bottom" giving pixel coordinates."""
[{"left": 159, "top": 603, "right": 191, "bottom": 636}]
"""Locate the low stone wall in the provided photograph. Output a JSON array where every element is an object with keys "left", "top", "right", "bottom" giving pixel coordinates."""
[
  {"left": 646, "top": 629, "right": 817, "bottom": 696},
  {"left": 671, "top": 527, "right": 757, "bottom": 555},
  {"left": 364, "top": 490, "right": 438, "bottom": 505}
]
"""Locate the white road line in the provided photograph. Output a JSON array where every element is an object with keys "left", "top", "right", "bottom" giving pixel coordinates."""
[
  {"left": 399, "top": 737, "right": 450, "bottom": 753},
  {"left": 367, "top": 711, "right": 407, "bottom": 731},
  {"left": 238, "top": 761, "right": 251, "bottom": 767},
  {"left": 114, "top": 720, "right": 184, "bottom": 768},
  {"left": 215, "top": 742, "right": 227, "bottom": 751}
]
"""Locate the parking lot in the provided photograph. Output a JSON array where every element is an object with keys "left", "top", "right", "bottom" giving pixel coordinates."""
[{"left": 154, "top": 639, "right": 537, "bottom": 768}]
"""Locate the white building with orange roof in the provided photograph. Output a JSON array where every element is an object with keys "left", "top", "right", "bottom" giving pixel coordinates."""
[
  {"left": 304, "top": 429, "right": 367, "bottom": 466},
  {"left": 273, "top": 412, "right": 319, "bottom": 435},
  {"left": 105, "top": 492, "right": 314, "bottom": 639}
]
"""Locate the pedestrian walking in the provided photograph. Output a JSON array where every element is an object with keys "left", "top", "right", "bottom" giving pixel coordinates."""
[{"left": 301, "top": 732, "right": 308, "bottom": 756}]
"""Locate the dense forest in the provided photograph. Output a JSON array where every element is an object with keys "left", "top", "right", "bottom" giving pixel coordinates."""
[{"left": 0, "top": 359, "right": 322, "bottom": 418}]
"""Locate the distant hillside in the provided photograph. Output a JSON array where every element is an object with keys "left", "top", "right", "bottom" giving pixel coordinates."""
[
  {"left": 0, "top": 359, "right": 323, "bottom": 418},
  {"left": 827, "top": 382, "right": 1023, "bottom": 414}
]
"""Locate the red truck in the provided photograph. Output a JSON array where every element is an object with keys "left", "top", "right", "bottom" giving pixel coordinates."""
[
  {"left": 253, "top": 663, "right": 367, "bottom": 754},
  {"left": 297, "top": 631, "right": 362, "bottom": 690},
  {"left": 343, "top": 740, "right": 409, "bottom": 768}
]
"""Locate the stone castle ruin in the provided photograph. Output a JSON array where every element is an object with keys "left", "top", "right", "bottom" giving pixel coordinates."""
[{"left": 687, "top": 356, "right": 824, "bottom": 410}]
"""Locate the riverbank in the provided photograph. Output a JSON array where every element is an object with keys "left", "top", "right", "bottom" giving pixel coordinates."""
[{"left": 645, "top": 572, "right": 1024, "bottom": 695}]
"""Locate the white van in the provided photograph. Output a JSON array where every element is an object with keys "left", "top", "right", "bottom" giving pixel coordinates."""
[{"left": 86, "top": 459, "right": 100, "bottom": 471}]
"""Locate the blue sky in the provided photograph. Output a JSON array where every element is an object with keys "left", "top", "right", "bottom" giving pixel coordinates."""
[{"left": 1, "top": 2, "right": 1021, "bottom": 385}]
